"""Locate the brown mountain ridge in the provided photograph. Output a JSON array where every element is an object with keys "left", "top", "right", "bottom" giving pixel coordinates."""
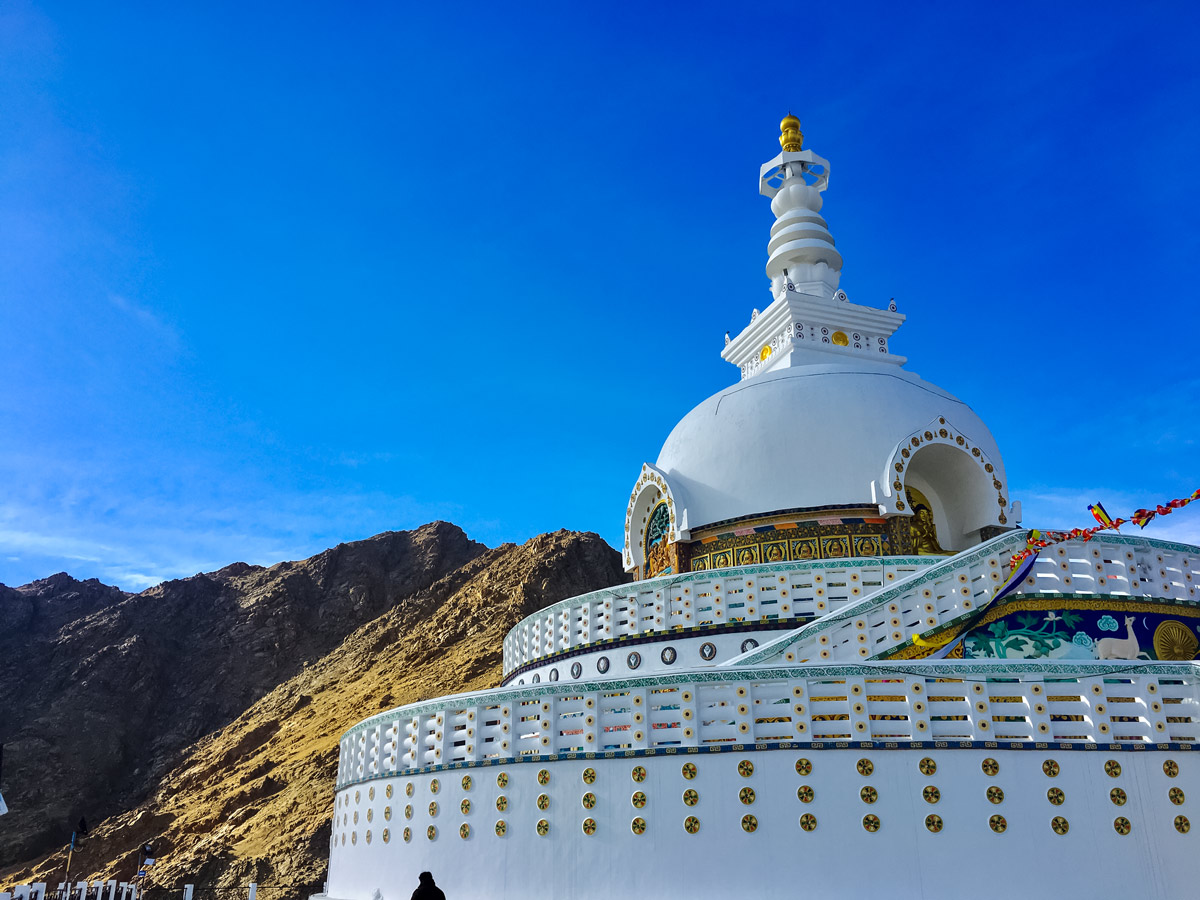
[{"left": 1, "top": 524, "right": 627, "bottom": 898}]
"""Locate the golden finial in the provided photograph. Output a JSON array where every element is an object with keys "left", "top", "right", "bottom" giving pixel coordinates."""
[{"left": 779, "top": 113, "right": 803, "bottom": 152}]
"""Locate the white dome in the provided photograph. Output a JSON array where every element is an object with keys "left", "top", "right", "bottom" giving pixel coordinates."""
[{"left": 655, "top": 362, "right": 1011, "bottom": 545}]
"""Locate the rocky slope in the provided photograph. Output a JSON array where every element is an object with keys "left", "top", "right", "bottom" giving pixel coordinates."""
[{"left": 0, "top": 526, "right": 626, "bottom": 899}]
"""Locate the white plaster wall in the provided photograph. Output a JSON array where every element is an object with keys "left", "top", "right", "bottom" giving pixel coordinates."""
[{"left": 327, "top": 748, "right": 1199, "bottom": 900}]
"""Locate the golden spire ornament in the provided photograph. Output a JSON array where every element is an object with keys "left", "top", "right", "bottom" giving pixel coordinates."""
[{"left": 779, "top": 114, "right": 803, "bottom": 152}]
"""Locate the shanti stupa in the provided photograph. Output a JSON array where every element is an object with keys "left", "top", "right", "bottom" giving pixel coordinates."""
[{"left": 316, "top": 116, "right": 1200, "bottom": 900}]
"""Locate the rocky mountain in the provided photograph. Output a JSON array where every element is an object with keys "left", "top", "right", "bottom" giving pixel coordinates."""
[{"left": 0, "top": 523, "right": 626, "bottom": 897}]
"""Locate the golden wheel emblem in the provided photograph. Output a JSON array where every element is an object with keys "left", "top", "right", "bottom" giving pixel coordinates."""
[
  {"left": 799, "top": 813, "right": 818, "bottom": 832},
  {"left": 860, "top": 786, "right": 878, "bottom": 804},
  {"left": 739, "top": 787, "right": 756, "bottom": 805},
  {"left": 406, "top": 782, "right": 414, "bottom": 797},
  {"left": 494, "top": 820, "right": 506, "bottom": 837},
  {"left": 683, "top": 815, "right": 700, "bottom": 834},
  {"left": 1164, "top": 760, "right": 1180, "bottom": 778},
  {"left": 919, "top": 757, "right": 937, "bottom": 776},
  {"left": 495, "top": 795, "right": 507, "bottom": 812},
  {"left": 427, "top": 825, "right": 437, "bottom": 840},
  {"left": 355, "top": 790, "right": 360, "bottom": 803},
  {"left": 459, "top": 823, "right": 470, "bottom": 840},
  {"left": 631, "top": 765, "right": 647, "bottom": 783},
  {"left": 631, "top": 817, "right": 647, "bottom": 835},
  {"left": 1047, "top": 787, "right": 1065, "bottom": 806},
  {"left": 404, "top": 804, "right": 413, "bottom": 819},
  {"left": 381, "top": 828, "right": 389, "bottom": 843},
  {"left": 537, "top": 769, "right": 551, "bottom": 785},
  {"left": 581, "top": 792, "right": 597, "bottom": 810},
  {"left": 536, "top": 818, "right": 549, "bottom": 836},
  {"left": 386, "top": 784, "right": 393, "bottom": 799},
  {"left": 582, "top": 817, "right": 597, "bottom": 835},
  {"left": 366, "top": 808, "right": 373, "bottom": 822},
  {"left": 1042, "top": 759, "right": 1060, "bottom": 778},
  {"left": 981, "top": 758, "right": 999, "bottom": 776},
  {"left": 795, "top": 758, "right": 812, "bottom": 776},
  {"left": 383, "top": 807, "right": 392, "bottom": 821},
  {"left": 632, "top": 791, "right": 648, "bottom": 809},
  {"left": 536, "top": 793, "right": 550, "bottom": 811},
  {"left": 862, "top": 814, "right": 880, "bottom": 833},
  {"left": 496, "top": 772, "right": 509, "bottom": 788},
  {"left": 1170, "top": 787, "right": 1186, "bottom": 805},
  {"left": 923, "top": 785, "right": 940, "bottom": 804},
  {"left": 1175, "top": 815, "right": 1191, "bottom": 833},
  {"left": 1051, "top": 816, "right": 1069, "bottom": 835},
  {"left": 989, "top": 815, "right": 1007, "bottom": 834},
  {"left": 430, "top": 778, "right": 440, "bottom": 794},
  {"left": 1113, "top": 817, "right": 1131, "bottom": 835},
  {"left": 1104, "top": 760, "right": 1122, "bottom": 778},
  {"left": 403, "top": 827, "right": 412, "bottom": 842},
  {"left": 741, "top": 814, "right": 758, "bottom": 833},
  {"left": 738, "top": 760, "right": 755, "bottom": 778},
  {"left": 461, "top": 775, "right": 472, "bottom": 791},
  {"left": 684, "top": 788, "right": 700, "bottom": 806},
  {"left": 364, "top": 829, "right": 371, "bottom": 844},
  {"left": 682, "top": 762, "right": 698, "bottom": 780},
  {"left": 856, "top": 758, "right": 874, "bottom": 776},
  {"left": 460, "top": 799, "right": 471, "bottom": 815},
  {"left": 987, "top": 786, "right": 1004, "bottom": 805},
  {"left": 582, "top": 767, "right": 597, "bottom": 785},
  {"left": 1110, "top": 788, "right": 1127, "bottom": 806},
  {"left": 925, "top": 814, "right": 943, "bottom": 833},
  {"left": 368, "top": 787, "right": 374, "bottom": 801},
  {"left": 797, "top": 785, "right": 814, "bottom": 804},
  {"left": 1153, "top": 619, "right": 1199, "bottom": 660},
  {"left": 428, "top": 801, "right": 438, "bottom": 817}
]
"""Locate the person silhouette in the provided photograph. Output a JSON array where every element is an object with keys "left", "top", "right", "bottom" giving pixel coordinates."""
[{"left": 410, "top": 872, "right": 445, "bottom": 900}]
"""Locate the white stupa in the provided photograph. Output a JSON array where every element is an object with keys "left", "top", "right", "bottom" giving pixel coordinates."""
[{"left": 317, "top": 116, "right": 1200, "bottom": 900}]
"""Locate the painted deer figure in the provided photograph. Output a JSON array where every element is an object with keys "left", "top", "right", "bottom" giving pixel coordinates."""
[{"left": 1096, "top": 616, "right": 1140, "bottom": 660}]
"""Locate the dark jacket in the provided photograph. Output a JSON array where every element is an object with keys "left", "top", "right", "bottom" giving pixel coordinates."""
[{"left": 411, "top": 873, "right": 445, "bottom": 900}]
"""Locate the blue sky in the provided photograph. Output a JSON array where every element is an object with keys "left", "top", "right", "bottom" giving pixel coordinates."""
[{"left": 2, "top": 1, "right": 1198, "bottom": 590}]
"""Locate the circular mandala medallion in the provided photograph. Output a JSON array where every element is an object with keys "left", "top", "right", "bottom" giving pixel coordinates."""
[
  {"left": 1105, "top": 759, "right": 1122, "bottom": 778},
  {"left": 683, "top": 788, "right": 699, "bottom": 806},
  {"left": 632, "top": 765, "right": 647, "bottom": 783},
  {"left": 738, "top": 759, "right": 755, "bottom": 778},
  {"left": 460, "top": 799, "right": 470, "bottom": 815},
  {"left": 919, "top": 757, "right": 937, "bottom": 776},
  {"left": 1047, "top": 787, "right": 1065, "bottom": 805},
  {"left": 536, "top": 793, "right": 550, "bottom": 811},
  {"left": 582, "top": 817, "right": 597, "bottom": 835},
  {"left": 1111, "top": 787, "right": 1127, "bottom": 806},
  {"left": 427, "top": 825, "right": 437, "bottom": 840},
  {"left": 494, "top": 820, "right": 506, "bottom": 836},
  {"left": 461, "top": 774, "right": 472, "bottom": 791},
  {"left": 428, "top": 801, "right": 438, "bottom": 817},
  {"left": 742, "top": 814, "right": 758, "bottom": 833},
  {"left": 795, "top": 758, "right": 812, "bottom": 776},
  {"left": 682, "top": 762, "right": 697, "bottom": 780},
  {"left": 1042, "top": 759, "right": 1060, "bottom": 778},
  {"left": 857, "top": 758, "right": 875, "bottom": 776},
  {"left": 797, "top": 785, "right": 814, "bottom": 803},
  {"left": 739, "top": 787, "right": 756, "bottom": 805},
  {"left": 1165, "top": 760, "right": 1180, "bottom": 778},
  {"left": 386, "top": 784, "right": 393, "bottom": 799},
  {"left": 406, "top": 782, "right": 414, "bottom": 797},
  {"left": 981, "top": 758, "right": 999, "bottom": 776},
  {"left": 536, "top": 818, "right": 549, "bottom": 836},
  {"left": 862, "top": 814, "right": 880, "bottom": 833},
  {"left": 403, "top": 827, "right": 411, "bottom": 842},
  {"left": 1051, "top": 816, "right": 1069, "bottom": 835},
  {"left": 799, "top": 813, "right": 817, "bottom": 832},
  {"left": 384, "top": 807, "right": 391, "bottom": 821},
  {"left": 632, "top": 791, "right": 647, "bottom": 809},
  {"left": 496, "top": 772, "right": 508, "bottom": 788},
  {"left": 404, "top": 804, "right": 413, "bottom": 819},
  {"left": 382, "top": 827, "right": 389, "bottom": 843},
  {"left": 684, "top": 815, "right": 700, "bottom": 834},
  {"left": 1175, "top": 815, "right": 1191, "bottom": 833},
  {"left": 459, "top": 823, "right": 470, "bottom": 839},
  {"left": 582, "top": 767, "right": 596, "bottom": 784},
  {"left": 495, "top": 796, "right": 507, "bottom": 812},
  {"left": 631, "top": 817, "right": 647, "bottom": 835},
  {"left": 989, "top": 815, "right": 1007, "bottom": 834},
  {"left": 1170, "top": 787, "right": 1186, "bottom": 805},
  {"left": 987, "top": 786, "right": 1004, "bottom": 805},
  {"left": 538, "top": 768, "right": 551, "bottom": 785},
  {"left": 860, "top": 786, "right": 878, "bottom": 804},
  {"left": 581, "top": 792, "right": 596, "bottom": 809},
  {"left": 1113, "top": 817, "right": 1131, "bottom": 835},
  {"left": 923, "top": 785, "right": 940, "bottom": 804},
  {"left": 925, "top": 814, "right": 943, "bottom": 833}
]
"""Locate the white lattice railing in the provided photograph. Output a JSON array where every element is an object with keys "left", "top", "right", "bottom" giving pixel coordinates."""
[
  {"left": 501, "top": 556, "right": 938, "bottom": 675},
  {"left": 729, "top": 533, "right": 1200, "bottom": 667},
  {"left": 335, "top": 661, "right": 1200, "bottom": 788}
]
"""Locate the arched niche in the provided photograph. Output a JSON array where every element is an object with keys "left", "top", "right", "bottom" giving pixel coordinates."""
[
  {"left": 623, "top": 464, "right": 685, "bottom": 577},
  {"left": 903, "top": 442, "right": 1003, "bottom": 551}
]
